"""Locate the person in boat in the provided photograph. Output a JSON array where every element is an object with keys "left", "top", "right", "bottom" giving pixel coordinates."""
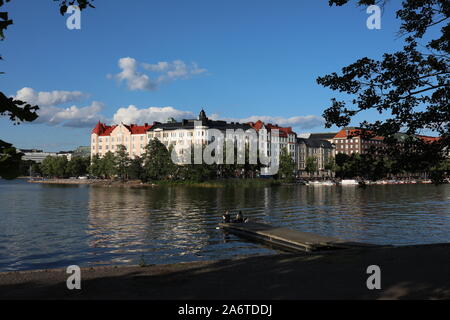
[
  {"left": 222, "top": 211, "right": 231, "bottom": 223},
  {"left": 233, "top": 211, "right": 245, "bottom": 223}
]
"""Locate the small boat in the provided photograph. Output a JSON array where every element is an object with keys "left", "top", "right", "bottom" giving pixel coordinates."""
[{"left": 341, "top": 179, "right": 358, "bottom": 185}]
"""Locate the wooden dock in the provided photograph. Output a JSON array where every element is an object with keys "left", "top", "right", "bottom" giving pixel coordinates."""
[{"left": 219, "top": 222, "right": 382, "bottom": 252}]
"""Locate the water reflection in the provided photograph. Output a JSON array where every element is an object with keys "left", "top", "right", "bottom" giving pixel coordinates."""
[{"left": 0, "top": 179, "right": 450, "bottom": 271}]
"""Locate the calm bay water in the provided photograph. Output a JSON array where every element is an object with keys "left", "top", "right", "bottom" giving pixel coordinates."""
[{"left": 0, "top": 179, "right": 450, "bottom": 272}]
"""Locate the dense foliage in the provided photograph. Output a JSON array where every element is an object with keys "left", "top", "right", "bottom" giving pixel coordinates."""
[
  {"left": 40, "top": 155, "right": 90, "bottom": 178},
  {"left": 319, "top": 0, "right": 449, "bottom": 171}
]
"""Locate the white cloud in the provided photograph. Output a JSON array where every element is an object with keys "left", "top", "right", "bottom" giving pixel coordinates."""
[
  {"left": 34, "top": 101, "right": 106, "bottom": 128},
  {"left": 14, "top": 87, "right": 88, "bottom": 107},
  {"left": 10, "top": 87, "right": 102, "bottom": 128},
  {"left": 109, "top": 57, "right": 207, "bottom": 91},
  {"left": 113, "top": 105, "right": 194, "bottom": 125},
  {"left": 111, "top": 57, "right": 157, "bottom": 91},
  {"left": 142, "top": 60, "right": 207, "bottom": 82},
  {"left": 238, "top": 115, "right": 325, "bottom": 130},
  {"left": 112, "top": 106, "right": 324, "bottom": 131}
]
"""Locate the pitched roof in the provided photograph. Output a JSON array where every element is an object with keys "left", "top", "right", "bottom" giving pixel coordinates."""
[
  {"left": 297, "top": 137, "right": 333, "bottom": 149},
  {"left": 150, "top": 119, "right": 251, "bottom": 131},
  {"left": 125, "top": 123, "right": 153, "bottom": 134},
  {"left": 247, "top": 120, "right": 265, "bottom": 131},
  {"left": 334, "top": 127, "right": 384, "bottom": 140},
  {"left": 247, "top": 121, "right": 296, "bottom": 138},
  {"left": 91, "top": 122, "right": 152, "bottom": 136},
  {"left": 416, "top": 135, "right": 441, "bottom": 143},
  {"left": 309, "top": 133, "right": 337, "bottom": 140}
]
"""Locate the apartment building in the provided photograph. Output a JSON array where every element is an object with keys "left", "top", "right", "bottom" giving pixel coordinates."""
[
  {"left": 297, "top": 135, "right": 334, "bottom": 176},
  {"left": 91, "top": 122, "right": 153, "bottom": 159},
  {"left": 247, "top": 120, "right": 297, "bottom": 159},
  {"left": 332, "top": 127, "right": 384, "bottom": 156},
  {"left": 148, "top": 109, "right": 252, "bottom": 161}
]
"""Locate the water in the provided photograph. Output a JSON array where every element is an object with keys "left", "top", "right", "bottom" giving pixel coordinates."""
[{"left": 0, "top": 179, "right": 449, "bottom": 272}]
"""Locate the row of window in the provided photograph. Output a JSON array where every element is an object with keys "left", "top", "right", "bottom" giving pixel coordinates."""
[
  {"left": 95, "top": 135, "right": 146, "bottom": 144},
  {"left": 94, "top": 144, "right": 145, "bottom": 151}
]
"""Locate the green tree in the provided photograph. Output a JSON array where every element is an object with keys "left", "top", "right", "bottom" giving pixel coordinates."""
[
  {"left": 41, "top": 156, "right": 55, "bottom": 177},
  {"left": 279, "top": 147, "right": 296, "bottom": 180},
  {"left": 142, "top": 139, "right": 174, "bottom": 181},
  {"left": 54, "top": 156, "right": 68, "bottom": 178},
  {"left": 318, "top": 0, "right": 449, "bottom": 175},
  {"left": 40, "top": 156, "right": 68, "bottom": 178},
  {"left": 0, "top": 140, "right": 23, "bottom": 179},
  {"left": 32, "top": 162, "right": 42, "bottom": 177},
  {"left": 127, "top": 156, "right": 144, "bottom": 180},
  {"left": 115, "top": 145, "right": 131, "bottom": 181},
  {"left": 324, "top": 157, "right": 336, "bottom": 173},
  {"left": 89, "top": 154, "right": 102, "bottom": 178},
  {"left": 100, "top": 151, "right": 117, "bottom": 179},
  {"left": 66, "top": 156, "right": 89, "bottom": 177},
  {"left": 305, "top": 156, "right": 318, "bottom": 177}
]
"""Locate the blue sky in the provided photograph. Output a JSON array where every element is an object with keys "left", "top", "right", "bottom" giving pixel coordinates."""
[{"left": 1, "top": 0, "right": 412, "bottom": 151}]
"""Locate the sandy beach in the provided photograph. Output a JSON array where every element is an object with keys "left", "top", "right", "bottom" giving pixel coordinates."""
[{"left": 1, "top": 243, "right": 450, "bottom": 300}]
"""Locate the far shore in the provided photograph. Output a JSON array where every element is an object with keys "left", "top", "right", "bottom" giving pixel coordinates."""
[
  {"left": 1, "top": 243, "right": 450, "bottom": 299},
  {"left": 27, "top": 178, "right": 155, "bottom": 187},
  {"left": 24, "top": 177, "right": 446, "bottom": 188},
  {"left": 25, "top": 178, "right": 283, "bottom": 188}
]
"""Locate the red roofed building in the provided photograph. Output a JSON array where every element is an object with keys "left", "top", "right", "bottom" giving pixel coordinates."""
[
  {"left": 91, "top": 122, "right": 153, "bottom": 159},
  {"left": 332, "top": 127, "right": 384, "bottom": 156},
  {"left": 247, "top": 121, "right": 297, "bottom": 153},
  {"left": 247, "top": 120, "right": 297, "bottom": 175},
  {"left": 416, "top": 135, "right": 441, "bottom": 143}
]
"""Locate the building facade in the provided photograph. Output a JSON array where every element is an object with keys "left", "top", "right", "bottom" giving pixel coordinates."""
[
  {"left": 91, "top": 122, "right": 153, "bottom": 159},
  {"left": 331, "top": 127, "right": 384, "bottom": 156},
  {"left": 19, "top": 149, "right": 58, "bottom": 163},
  {"left": 297, "top": 136, "right": 334, "bottom": 176}
]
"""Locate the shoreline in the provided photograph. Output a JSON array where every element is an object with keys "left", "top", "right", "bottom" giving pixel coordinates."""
[
  {"left": 26, "top": 178, "right": 282, "bottom": 188},
  {"left": 25, "top": 178, "right": 444, "bottom": 188},
  {"left": 2, "top": 243, "right": 450, "bottom": 299}
]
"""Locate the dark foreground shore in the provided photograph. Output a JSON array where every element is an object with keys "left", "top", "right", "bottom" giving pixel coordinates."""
[{"left": 1, "top": 243, "right": 450, "bottom": 300}]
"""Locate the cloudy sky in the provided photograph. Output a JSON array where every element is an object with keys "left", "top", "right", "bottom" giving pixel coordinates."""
[{"left": 1, "top": 1, "right": 408, "bottom": 151}]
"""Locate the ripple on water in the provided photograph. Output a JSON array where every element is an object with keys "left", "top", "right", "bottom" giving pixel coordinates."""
[{"left": 0, "top": 180, "right": 450, "bottom": 271}]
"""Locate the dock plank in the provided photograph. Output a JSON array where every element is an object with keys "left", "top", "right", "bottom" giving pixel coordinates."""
[{"left": 219, "top": 222, "right": 382, "bottom": 252}]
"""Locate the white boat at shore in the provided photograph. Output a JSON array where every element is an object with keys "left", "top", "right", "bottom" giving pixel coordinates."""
[
  {"left": 341, "top": 179, "right": 359, "bottom": 185},
  {"left": 307, "top": 180, "right": 336, "bottom": 186}
]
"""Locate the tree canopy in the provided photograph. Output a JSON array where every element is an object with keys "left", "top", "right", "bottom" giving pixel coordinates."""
[{"left": 318, "top": 0, "right": 449, "bottom": 169}]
